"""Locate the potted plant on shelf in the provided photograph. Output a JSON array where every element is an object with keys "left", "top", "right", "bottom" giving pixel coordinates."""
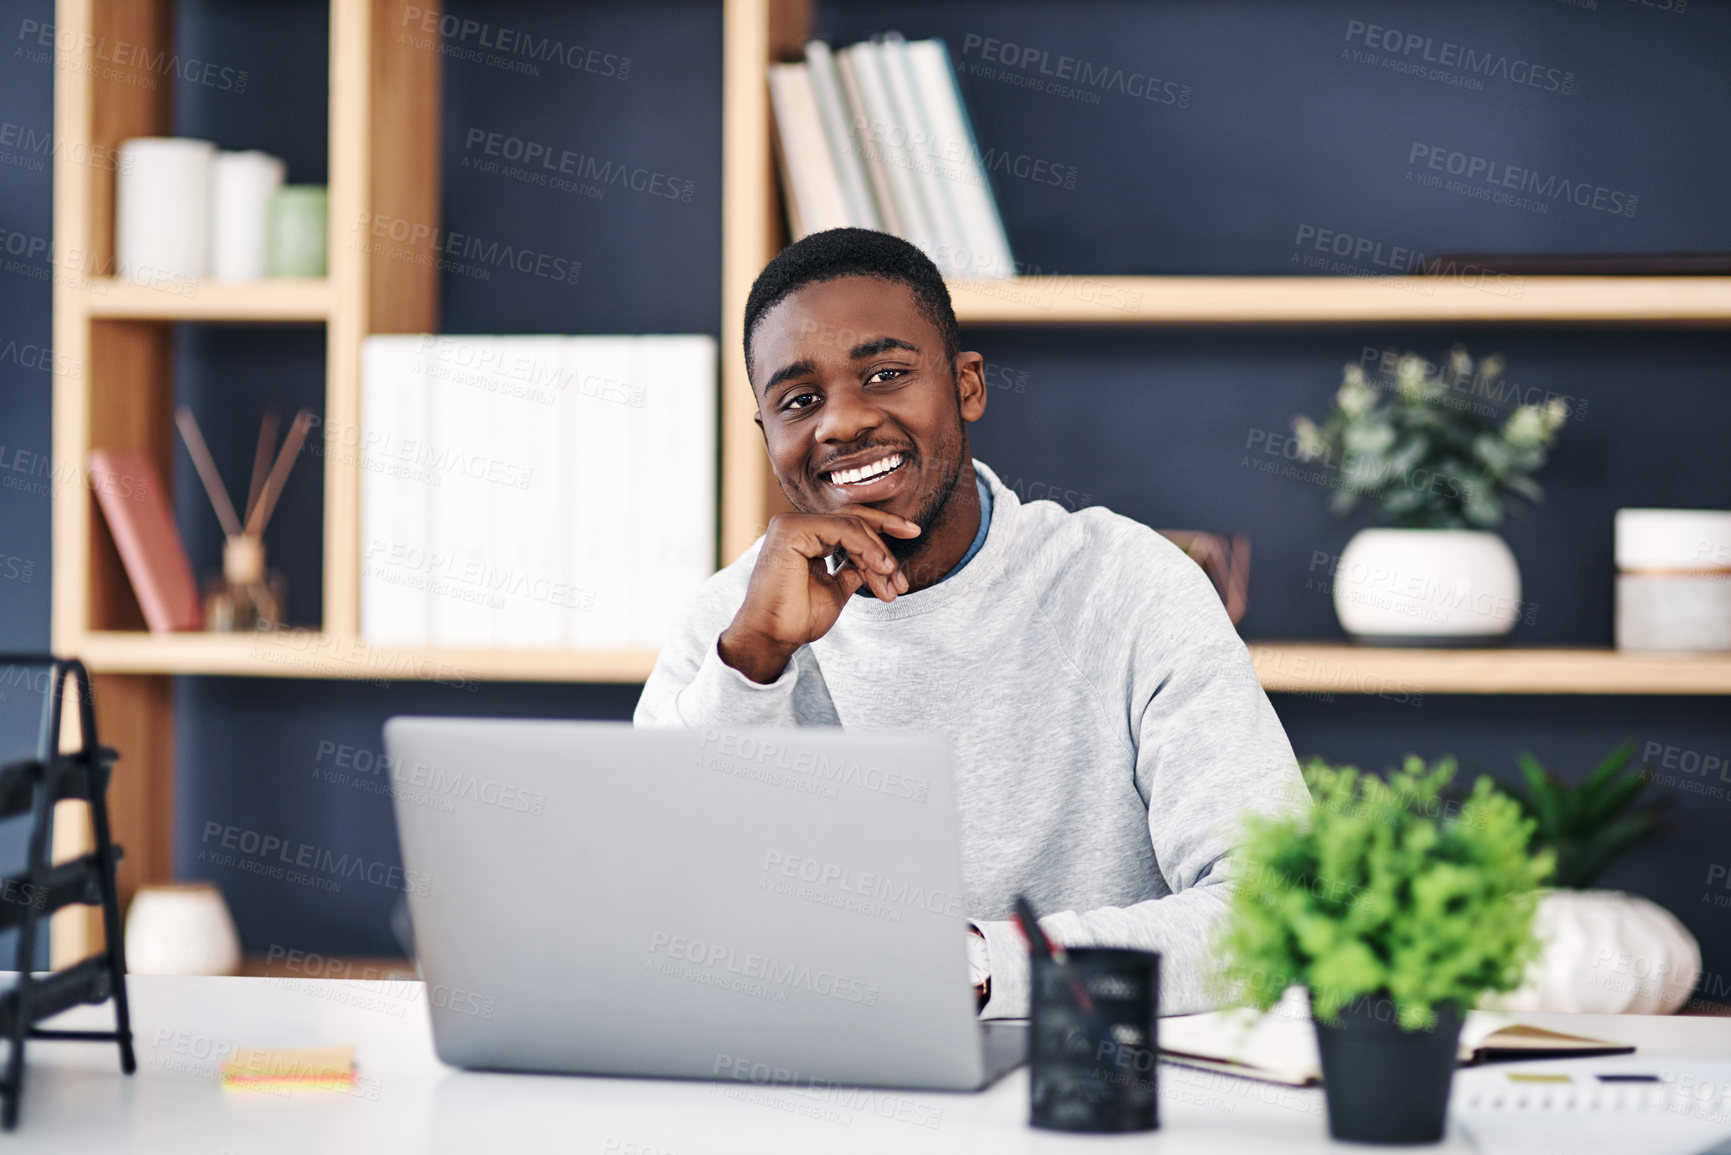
[
  {"left": 1293, "top": 347, "right": 1568, "bottom": 644},
  {"left": 1217, "top": 757, "right": 1552, "bottom": 1145},
  {"left": 1483, "top": 742, "right": 1701, "bottom": 1014}
]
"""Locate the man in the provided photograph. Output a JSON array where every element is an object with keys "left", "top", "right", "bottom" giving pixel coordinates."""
[{"left": 636, "top": 228, "right": 1302, "bottom": 1018}]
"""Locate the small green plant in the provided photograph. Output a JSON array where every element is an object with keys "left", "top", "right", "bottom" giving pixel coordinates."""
[
  {"left": 1292, "top": 347, "right": 1568, "bottom": 529},
  {"left": 1501, "top": 742, "right": 1668, "bottom": 890},
  {"left": 1217, "top": 757, "right": 1553, "bottom": 1029}
]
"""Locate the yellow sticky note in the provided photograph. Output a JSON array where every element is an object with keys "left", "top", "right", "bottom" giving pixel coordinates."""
[{"left": 220, "top": 1045, "right": 356, "bottom": 1092}]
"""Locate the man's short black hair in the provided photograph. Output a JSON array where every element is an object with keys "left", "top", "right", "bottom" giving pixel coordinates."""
[{"left": 742, "top": 228, "right": 960, "bottom": 386}]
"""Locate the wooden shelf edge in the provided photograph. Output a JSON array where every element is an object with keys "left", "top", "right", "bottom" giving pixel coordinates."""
[
  {"left": 239, "top": 954, "right": 416, "bottom": 981},
  {"left": 948, "top": 275, "right": 1731, "bottom": 325},
  {"left": 73, "top": 632, "right": 657, "bottom": 684},
  {"left": 66, "top": 634, "right": 1731, "bottom": 694},
  {"left": 77, "top": 278, "right": 332, "bottom": 321},
  {"left": 1250, "top": 643, "right": 1731, "bottom": 696}
]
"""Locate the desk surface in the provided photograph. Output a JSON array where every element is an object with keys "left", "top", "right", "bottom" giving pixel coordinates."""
[{"left": 9, "top": 976, "right": 1731, "bottom": 1153}]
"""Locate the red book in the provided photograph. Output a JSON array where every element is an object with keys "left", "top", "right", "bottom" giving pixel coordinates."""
[{"left": 87, "top": 449, "right": 203, "bottom": 632}]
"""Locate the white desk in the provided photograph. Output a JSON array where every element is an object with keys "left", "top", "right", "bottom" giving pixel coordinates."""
[{"left": 8, "top": 975, "right": 1730, "bottom": 1153}]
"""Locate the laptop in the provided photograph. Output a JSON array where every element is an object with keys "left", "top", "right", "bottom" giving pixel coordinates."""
[{"left": 383, "top": 717, "right": 1028, "bottom": 1091}]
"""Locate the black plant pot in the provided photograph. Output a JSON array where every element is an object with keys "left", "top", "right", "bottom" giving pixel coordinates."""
[{"left": 1313, "top": 996, "right": 1463, "bottom": 1145}]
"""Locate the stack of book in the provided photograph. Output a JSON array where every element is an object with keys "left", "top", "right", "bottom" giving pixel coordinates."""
[
  {"left": 359, "top": 334, "right": 717, "bottom": 652},
  {"left": 769, "top": 36, "right": 1016, "bottom": 279}
]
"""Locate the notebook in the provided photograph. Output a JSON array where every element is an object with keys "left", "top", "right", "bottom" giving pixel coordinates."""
[
  {"left": 1159, "top": 988, "right": 1634, "bottom": 1087},
  {"left": 1452, "top": 1060, "right": 1731, "bottom": 1155}
]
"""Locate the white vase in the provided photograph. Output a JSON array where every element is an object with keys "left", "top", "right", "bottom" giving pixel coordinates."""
[
  {"left": 1483, "top": 890, "right": 1702, "bottom": 1014},
  {"left": 1333, "top": 528, "right": 1522, "bottom": 643},
  {"left": 125, "top": 881, "right": 243, "bottom": 976}
]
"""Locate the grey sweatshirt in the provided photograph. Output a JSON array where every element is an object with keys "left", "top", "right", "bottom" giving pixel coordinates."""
[{"left": 634, "top": 459, "right": 1304, "bottom": 1017}]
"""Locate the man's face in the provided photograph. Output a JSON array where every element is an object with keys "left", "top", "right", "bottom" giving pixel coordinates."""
[{"left": 749, "top": 275, "right": 986, "bottom": 552}]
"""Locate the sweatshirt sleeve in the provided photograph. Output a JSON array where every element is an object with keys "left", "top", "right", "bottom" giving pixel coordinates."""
[
  {"left": 633, "top": 552, "right": 841, "bottom": 729},
  {"left": 977, "top": 544, "right": 1305, "bottom": 1019}
]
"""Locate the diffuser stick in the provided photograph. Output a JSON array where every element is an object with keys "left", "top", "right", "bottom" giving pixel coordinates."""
[
  {"left": 174, "top": 406, "right": 243, "bottom": 536},
  {"left": 245, "top": 408, "right": 280, "bottom": 524},
  {"left": 244, "top": 409, "right": 313, "bottom": 536}
]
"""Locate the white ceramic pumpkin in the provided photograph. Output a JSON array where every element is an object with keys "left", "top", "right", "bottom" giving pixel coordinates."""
[{"left": 1484, "top": 889, "right": 1702, "bottom": 1014}]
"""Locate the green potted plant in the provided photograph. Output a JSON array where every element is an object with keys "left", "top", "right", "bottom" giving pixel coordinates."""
[
  {"left": 1293, "top": 347, "right": 1568, "bottom": 644},
  {"left": 1218, "top": 756, "right": 1553, "bottom": 1144},
  {"left": 1483, "top": 743, "right": 1700, "bottom": 1014}
]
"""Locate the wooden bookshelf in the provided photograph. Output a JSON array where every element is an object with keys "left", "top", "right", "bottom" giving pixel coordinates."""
[
  {"left": 48, "top": 0, "right": 441, "bottom": 967},
  {"left": 722, "top": 6, "right": 1731, "bottom": 699}
]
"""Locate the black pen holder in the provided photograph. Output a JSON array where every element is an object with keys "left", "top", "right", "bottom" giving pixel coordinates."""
[{"left": 1029, "top": 947, "right": 1160, "bottom": 1133}]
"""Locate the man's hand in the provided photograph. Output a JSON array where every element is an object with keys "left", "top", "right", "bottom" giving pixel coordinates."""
[{"left": 718, "top": 509, "right": 922, "bottom": 683}]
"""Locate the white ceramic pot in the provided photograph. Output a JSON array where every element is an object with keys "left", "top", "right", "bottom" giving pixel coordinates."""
[
  {"left": 124, "top": 881, "right": 242, "bottom": 976},
  {"left": 1483, "top": 890, "right": 1702, "bottom": 1014},
  {"left": 1333, "top": 529, "right": 1522, "bottom": 642},
  {"left": 1614, "top": 508, "right": 1731, "bottom": 652}
]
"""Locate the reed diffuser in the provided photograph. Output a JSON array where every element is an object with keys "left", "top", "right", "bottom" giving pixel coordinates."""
[{"left": 175, "top": 405, "right": 313, "bottom": 632}]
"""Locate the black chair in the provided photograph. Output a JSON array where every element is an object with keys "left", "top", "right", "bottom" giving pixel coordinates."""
[{"left": 0, "top": 655, "right": 135, "bottom": 1130}]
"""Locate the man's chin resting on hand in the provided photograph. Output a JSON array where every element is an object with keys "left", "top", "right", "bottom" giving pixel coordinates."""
[{"left": 634, "top": 228, "right": 1305, "bottom": 1018}]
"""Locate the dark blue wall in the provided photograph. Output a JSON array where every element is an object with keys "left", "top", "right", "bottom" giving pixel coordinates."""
[
  {"left": 0, "top": 0, "right": 1725, "bottom": 994},
  {"left": 0, "top": 0, "right": 59, "bottom": 968}
]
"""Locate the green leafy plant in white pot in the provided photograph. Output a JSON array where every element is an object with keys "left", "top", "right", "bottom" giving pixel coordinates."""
[{"left": 1294, "top": 347, "right": 1568, "bottom": 644}]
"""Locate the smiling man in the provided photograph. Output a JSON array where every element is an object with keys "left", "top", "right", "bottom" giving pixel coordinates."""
[{"left": 635, "top": 228, "right": 1303, "bottom": 1018}]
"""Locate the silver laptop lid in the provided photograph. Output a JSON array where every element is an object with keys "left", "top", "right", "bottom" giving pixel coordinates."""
[{"left": 384, "top": 718, "right": 986, "bottom": 1089}]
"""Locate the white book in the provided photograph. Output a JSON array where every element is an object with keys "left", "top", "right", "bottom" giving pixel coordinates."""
[
  {"left": 767, "top": 63, "right": 849, "bottom": 236},
  {"left": 805, "top": 42, "right": 880, "bottom": 229},
  {"left": 833, "top": 47, "right": 902, "bottom": 235},
  {"left": 625, "top": 338, "right": 658, "bottom": 650},
  {"left": 426, "top": 336, "right": 499, "bottom": 648},
  {"left": 767, "top": 64, "right": 811, "bottom": 238},
  {"left": 546, "top": 340, "right": 594, "bottom": 647},
  {"left": 632, "top": 335, "right": 718, "bottom": 650},
  {"left": 880, "top": 35, "right": 971, "bottom": 275},
  {"left": 667, "top": 334, "right": 719, "bottom": 638},
  {"left": 906, "top": 39, "right": 1016, "bottom": 279},
  {"left": 491, "top": 337, "right": 567, "bottom": 649},
  {"left": 843, "top": 40, "right": 938, "bottom": 259},
  {"left": 565, "top": 336, "right": 639, "bottom": 649},
  {"left": 358, "top": 335, "right": 432, "bottom": 647}
]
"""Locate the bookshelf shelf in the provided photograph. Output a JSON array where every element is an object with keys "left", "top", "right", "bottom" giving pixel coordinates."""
[
  {"left": 240, "top": 953, "right": 414, "bottom": 980},
  {"left": 77, "top": 278, "right": 332, "bottom": 322},
  {"left": 75, "top": 631, "right": 658, "bottom": 683},
  {"left": 947, "top": 275, "right": 1731, "bottom": 326},
  {"left": 70, "top": 631, "right": 1728, "bottom": 696},
  {"left": 1249, "top": 644, "right": 1731, "bottom": 696}
]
